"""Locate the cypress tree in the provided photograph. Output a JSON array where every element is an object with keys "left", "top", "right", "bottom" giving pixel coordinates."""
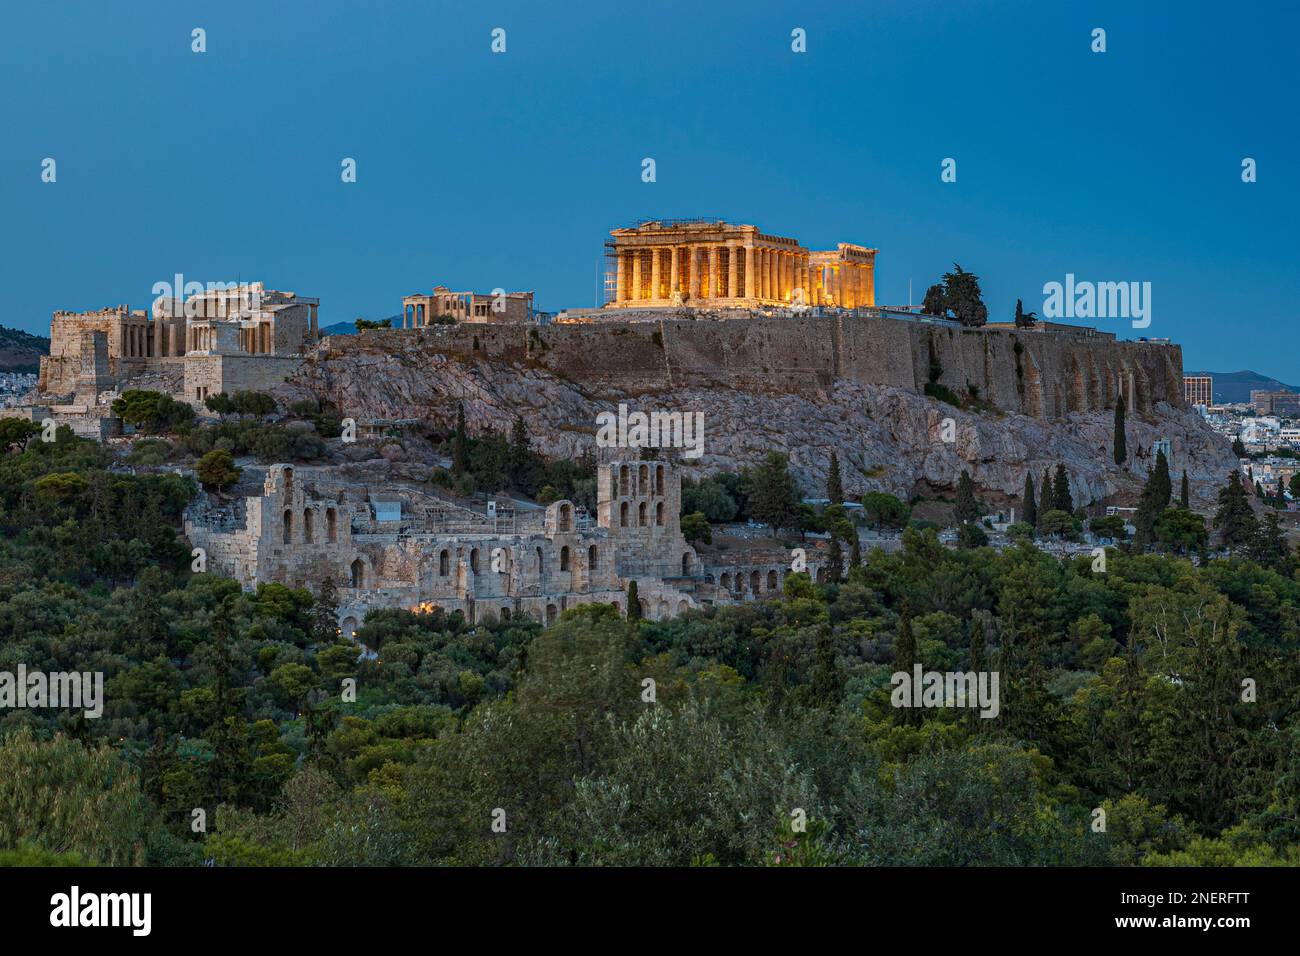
[
  {"left": 826, "top": 451, "right": 844, "bottom": 506},
  {"left": 826, "top": 534, "right": 844, "bottom": 583},
  {"left": 452, "top": 401, "right": 469, "bottom": 477},
  {"left": 1052, "top": 464, "right": 1074, "bottom": 514},
  {"left": 1180, "top": 470, "right": 1190, "bottom": 509},
  {"left": 1113, "top": 394, "right": 1127, "bottom": 466},
  {"left": 1022, "top": 471, "right": 1038, "bottom": 528},
  {"left": 955, "top": 469, "right": 977, "bottom": 524},
  {"left": 1151, "top": 450, "right": 1171, "bottom": 510},
  {"left": 1038, "top": 469, "right": 1053, "bottom": 528},
  {"left": 626, "top": 580, "right": 642, "bottom": 621}
]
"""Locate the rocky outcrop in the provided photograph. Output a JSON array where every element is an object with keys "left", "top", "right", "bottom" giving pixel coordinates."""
[{"left": 279, "top": 339, "right": 1236, "bottom": 512}]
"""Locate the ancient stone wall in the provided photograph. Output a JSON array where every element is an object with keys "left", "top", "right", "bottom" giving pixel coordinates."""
[{"left": 320, "top": 312, "right": 1181, "bottom": 419}]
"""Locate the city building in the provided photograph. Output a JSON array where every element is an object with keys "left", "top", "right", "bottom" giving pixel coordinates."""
[
  {"left": 1251, "top": 389, "right": 1300, "bottom": 416},
  {"left": 1184, "top": 374, "right": 1213, "bottom": 406}
]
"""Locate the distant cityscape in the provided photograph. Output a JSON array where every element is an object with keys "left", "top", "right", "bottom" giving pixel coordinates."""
[{"left": 1185, "top": 373, "right": 1300, "bottom": 505}]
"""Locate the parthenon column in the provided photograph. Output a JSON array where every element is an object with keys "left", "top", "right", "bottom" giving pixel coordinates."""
[
  {"left": 759, "top": 250, "right": 769, "bottom": 300},
  {"left": 650, "top": 248, "right": 662, "bottom": 301},
  {"left": 866, "top": 264, "right": 875, "bottom": 305},
  {"left": 689, "top": 247, "right": 701, "bottom": 299},
  {"left": 616, "top": 250, "right": 628, "bottom": 302},
  {"left": 708, "top": 246, "right": 720, "bottom": 300},
  {"left": 745, "top": 246, "right": 757, "bottom": 299},
  {"left": 669, "top": 246, "right": 680, "bottom": 297},
  {"left": 727, "top": 244, "right": 739, "bottom": 299},
  {"left": 631, "top": 251, "right": 643, "bottom": 302}
]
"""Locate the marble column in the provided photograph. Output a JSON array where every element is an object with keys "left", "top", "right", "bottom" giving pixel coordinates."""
[
  {"left": 690, "top": 247, "right": 701, "bottom": 299},
  {"left": 745, "top": 246, "right": 757, "bottom": 299},
  {"left": 669, "top": 246, "right": 680, "bottom": 297},
  {"left": 616, "top": 250, "right": 628, "bottom": 302},
  {"left": 708, "top": 246, "right": 720, "bottom": 300},
  {"left": 632, "top": 251, "right": 643, "bottom": 302},
  {"left": 650, "top": 248, "right": 662, "bottom": 301},
  {"left": 727, "top": 244, "right": 739, "bottom": 299}
]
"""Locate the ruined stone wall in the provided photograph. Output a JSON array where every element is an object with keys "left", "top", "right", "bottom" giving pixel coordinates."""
[
  {"left": 183, "top": 355, "right": 305, "bottom": 404},
  {"left": 319, "top": 313, "right": 1182, "bottom": 418}
]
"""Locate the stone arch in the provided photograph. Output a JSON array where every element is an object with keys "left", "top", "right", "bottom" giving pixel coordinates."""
[
  {"left": 558, "top": 503, "right": 572, "bottom": 532},
  {"left": 638, "top": 464, "right": 649, "bottom": 491},
  {"left": 326, "top": 507, "right": 338, "bottom": 542},
  {"left": 677, "top": 599, "right": 689, "bottom": 615},
  {"left": 750, "top": 570, "right": 760, "bottom": 592},
  {"left": 681, "top": 552, "right": 693, "bottom": 576},
  {"left": 656, "top": 465, "right": 665, "bottom": 496},
  {"left": 638, "top": 501, "right": 648, "bottom": 526},
  {"left": 619, "top": 465, "right": 630, "bottom": 497},
  {"left": 350, "top": 558, "right": 366, "bottom": 588},
  {"left": 470, "top": 547, "right": 480, "bottom": 573},
  {"left": 303, "top": 508, "right": 314, "bottom": 543},
  {"left": 535, "top": 546, "right": 545, "bottom": 573},
  {"left": 546, "top": 603, "right": 558, "bottom": 626},
  {"left": 340, "top": 615, "right": 359, "bottom": 639},
  {"left": 620, "top": 501, "right": 629, "bottom": 527},
  {"left": 587, "top": 544, "right": 598, "bottom": 570},
  {"left": 560, "top": 545, "right": 571, "bottom": 572},
  {"left": 282, "top": 509, "right": 293, "bottom": 544},
  {"left": 656, "top": 501, "right": 665, "bottom": 526},
  {"left": 767, "top": 569, "right": 778, "bottom": 590},
  {"left": 721, "top": 572, "right": 732, "bottom": 590},
  {"left": 501, "top": 606, "right": 511, "bottom": 620},
  {"left": 439, "top": 549, "right": 450, "bottom": 576}
]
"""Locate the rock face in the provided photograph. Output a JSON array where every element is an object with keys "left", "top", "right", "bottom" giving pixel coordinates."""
[{"left": 280, "top": 337, "right": 1237, "bottom": 512}]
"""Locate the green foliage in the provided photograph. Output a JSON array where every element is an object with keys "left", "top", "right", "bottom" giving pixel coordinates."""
[
  {"left": 923, "top": 381, "right": 962, "bottom": 406},
  {"left": 681, "top": 511, "right": 711, "bottom": 545},
  {"left": 197, "top": 449, "right": 241, "bottom": 490},
  {"left": 112, "top": 390, "right": 195, "bottom": 433}
]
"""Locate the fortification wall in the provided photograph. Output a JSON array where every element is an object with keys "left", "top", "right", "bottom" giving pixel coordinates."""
[{"left": 319, "top": 313, "right": 1182, "bottom": 418}]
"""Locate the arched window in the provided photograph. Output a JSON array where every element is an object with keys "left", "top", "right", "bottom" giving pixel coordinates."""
[
  {"left": 639, "top": 464, "right": 649, "bottom": 491},
  {"left": 618, "top": 465, "right": 630, "bottom": 497},
  {"left": 620, "top": 502, "right": 629, "bottom": 527},
  {"left": 558, "top": 503, "right": 572, "bottom": 532},
  {"left": 303, "top": 509, "right": 314, "bottom": 543},
  {"left": 681, "top": 552, "right": 693, "bottom": 576},
  {"left": 587, "top": 545, "right": 598, "bottom": 570},
  {"left": 656, "top": 501, "right": 665, "bottom": 526},
  {"left": 750, "top": 570, "right": 760, "bottom": 592},
  {"left": 282, "top": 510, "right": 293, "bottom": 544},
  {"left": 470, "top": 548, "right": 480, "bottom": 573},
  {"left": 560, "top": 546, "right": 571, "bottom": 572},
  {"left": 721, "top": 572, "right": 732, "bottom": 590},
  {"left": 656, "top": 465, "right": 665, "bottom": 495},
  {"left": 546, "top": 604, "right": 558, "bottom": 625},
  {"left": 638, "top": 502, "right": 647, "bottom": 526},
  {"left": 350, "top": 558, "right": 365, "bottom": 588},
  {"left": 439, "top": 550, "right": 450, "bottom": 576},
  {"left": 501, "top": 607, "right": 511, "bottom": 620},
  {"left": 767, "top": 569, "right": 778, "bottom": 590},
  {"left": 536, "top": 547, "right": 545, "bottom": 573},
  {"left": 326, "top": 507, "right": 338, "bottom": 542}
]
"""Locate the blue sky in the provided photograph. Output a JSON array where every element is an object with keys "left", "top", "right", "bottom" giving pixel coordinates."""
[{"left": 2, "top": 0, "right": 1297, "bottom": 378}]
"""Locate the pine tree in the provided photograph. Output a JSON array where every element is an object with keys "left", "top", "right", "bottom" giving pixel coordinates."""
[
  {"left": 1021, "top": 472, "right": 1038, "bottom": 528},
  {"left": 1180, "top": 470, "right": 1190, "bottom": 509},
  {"left": 1052, "top": 464, "right": 1074, "bottom": 514},
  {"left": 452, "top": 401, "right": 469, "bottom": 477},
  {"left": 1213, "top": 471, "right": 1258, "bottom": 551},
  {"left": 1251, "top": 511, "right": 1290, "bottom": 573},
  {"left": 748, "top": 452, "right": 799, "bottom": 533},
  {"left": 1113, "top": 395, "right": 1127, "bottom": 466},
  {"left": 955, "top": 469, "right": 977, "bottom": 524},
  {"left": 826, "top": 451, "right": 844, "bottom": 506},
  {"left": 626, "top": 580, "right": 641, "bottom": 621}
]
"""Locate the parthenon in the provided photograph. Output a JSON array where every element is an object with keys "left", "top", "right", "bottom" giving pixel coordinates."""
[{"left": 605, "top": 219, "right": 876, "bottom": 309}]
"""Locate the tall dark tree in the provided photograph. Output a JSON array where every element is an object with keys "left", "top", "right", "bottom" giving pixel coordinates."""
[
  {"left": 1052, "top": 464, "right": 1074, "bottom": 514},
  {"left": 1251, "top": 511, "right": 1291, "bottom": 573},
  {"left": 452, "top": 401, "right": 469, "bottom": 477},
  {"left": 747, "top": 452, "right": 800, "bottom": 533},
  {"left": 1012, "top": 298, "right": 1037, "bottom": 329},
  {"left": 1022, "top": 472, "right": 1038, "bottom": 529},
  {"left": 1150, "top": 450, "right": 1172, "bottom": 511},
  {"left": 1113, "top": 396, "right": 1127, "bottom": 466},
  {"left": 626, "top": 580, "right": 642, "bottom": 622},
  {"left": 1180, "top": 470, "right": 1190, "bottom": 509},
  {"left": 921, "top": 283, "right": 947, "bottom": 318},
  {"left": 1038, "top": 469, "right": 1053, "bottom": 529},
  {"left": 955, "top": 469, "right": 978, "bottom": 524},
  {"left": 941, "top": 264, "right": 988, "bottom": 328},
  {"left": 826, "top": 534, "right": 844, "bottom": 584},
  {"left": 310, "top": 577, "right": 340, "bottom": 644},
  {"left": 1212, "top": 471, "right": 1257, "bottom": 550},
  {"left": 826, "top": 451, "right": 844, "bottom": 506},
  {"left": 1232, "top": 436, "right": 1246, "bottom": 458}
]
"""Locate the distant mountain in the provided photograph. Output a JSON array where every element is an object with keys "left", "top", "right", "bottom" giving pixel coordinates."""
[
  {"left": 0, "top": 325, "right": 50, "bottom": 373},
  {"left": 1191, "top": 370, "right": 1300, "bottom": 404}
]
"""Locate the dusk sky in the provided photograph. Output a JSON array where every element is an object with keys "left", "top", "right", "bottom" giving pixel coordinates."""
[{"left": 3, "top": 0, "right": 1297, "bottom": 378}]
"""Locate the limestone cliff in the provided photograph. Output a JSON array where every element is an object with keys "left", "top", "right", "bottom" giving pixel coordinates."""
[{"left": 279, "top": 334, "right": 1237, "bottom": 512}]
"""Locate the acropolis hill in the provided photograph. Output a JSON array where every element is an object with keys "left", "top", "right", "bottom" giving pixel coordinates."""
[{"left": 26, "top": 218, "right": 1233, "bottom": 513}]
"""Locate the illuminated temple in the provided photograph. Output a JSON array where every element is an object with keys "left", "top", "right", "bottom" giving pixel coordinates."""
[{"left": 604, "top": 219, "right": 876, "bottom": 309}]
